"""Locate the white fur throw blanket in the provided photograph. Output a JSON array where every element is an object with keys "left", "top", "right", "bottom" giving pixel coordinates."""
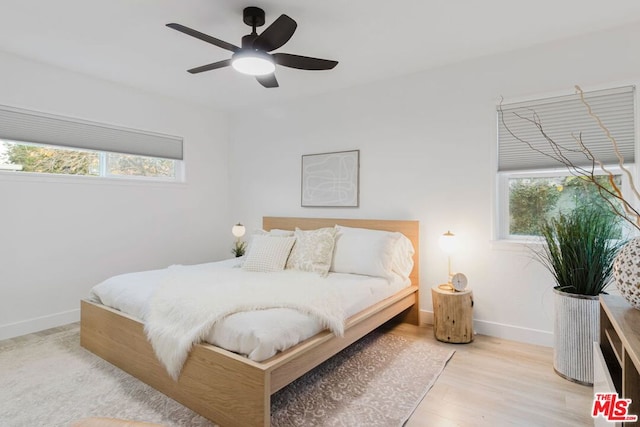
[{"left": 144, "top": 265, "right": 345, "bottom": 380}]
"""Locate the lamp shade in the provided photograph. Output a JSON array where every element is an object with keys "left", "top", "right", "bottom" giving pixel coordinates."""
[
  {"left": 438, "top": 230, "right": 456, "bottom": 255},
  {"left": 231, "top": 51, "right": 275, "bottom": 76},
  {"left": 231, "top": 223, "right": 246, "bottom": 238}
]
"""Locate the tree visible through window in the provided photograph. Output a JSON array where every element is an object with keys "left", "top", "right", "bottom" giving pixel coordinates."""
[
  {"left": 107, "top": 152, "right": 175, "bottom": 178},
  {"left": 1, "top": 141, "right": 99, "bottom": 175},
  {"left": 0, "top": 140, "right": 177, "bottom": 179},
  {"left": 509, "top": 174, "right": 623, "bottom": 237}
]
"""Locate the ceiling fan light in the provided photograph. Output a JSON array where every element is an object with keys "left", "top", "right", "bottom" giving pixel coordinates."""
[{"left": 231, "top": 51, "right": 275, "bottom": 76}]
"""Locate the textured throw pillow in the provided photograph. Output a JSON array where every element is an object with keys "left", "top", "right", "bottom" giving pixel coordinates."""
[
  {"left": 244, "top": 229, "right": 294, "bottom": 256},
  {"left": 286, "top": 227, "right": 337, "bottom": 276},
  {"left": 331, "top": 225, "right": 401, "bottom": 279},
  {"left": 242, "top": 235, "right": 296, "bottom": 272}
]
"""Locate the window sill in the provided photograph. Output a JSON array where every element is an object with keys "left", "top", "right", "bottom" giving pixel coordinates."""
[{"left": 490, "top": 238, "right": 543, "bottom": 252}]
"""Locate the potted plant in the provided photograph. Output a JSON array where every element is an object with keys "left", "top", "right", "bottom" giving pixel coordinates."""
[{"left": 535, "top": 206, "right": 624, "bottom": 385}]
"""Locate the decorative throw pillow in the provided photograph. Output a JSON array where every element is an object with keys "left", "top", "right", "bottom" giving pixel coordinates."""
[
  {"left": 243, "top": 229, "right": 294, "bottom": 256},
  {"left": 242, "top": 235, "right": 296, "bottom": 272},
  {"left": 286, "top": 227, "right": 337, "bottom": 276},
  {"left": 331, "top": 225, "right": 401, "bottom": 279}
]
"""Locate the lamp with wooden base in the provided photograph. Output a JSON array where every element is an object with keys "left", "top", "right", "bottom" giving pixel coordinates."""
[{"left": 433, "top": 230, "right": 474, "bottom": 343}]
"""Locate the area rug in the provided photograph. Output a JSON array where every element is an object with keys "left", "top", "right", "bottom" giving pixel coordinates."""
[{"left": 0, "top": 325, "right": 454, "bottom": 427}]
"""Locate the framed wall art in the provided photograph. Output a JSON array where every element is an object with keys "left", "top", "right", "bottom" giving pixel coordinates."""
[{"left": 301, "top": 149, "right": 359, "bottom": 207}]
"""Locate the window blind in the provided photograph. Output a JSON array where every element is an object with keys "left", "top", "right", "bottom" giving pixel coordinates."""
[
  {"left": 0, "top": 105, "right": 183, "bottom": 160},
  {"left": 497, "top": 86, "right": 635, "bottom": 172}
]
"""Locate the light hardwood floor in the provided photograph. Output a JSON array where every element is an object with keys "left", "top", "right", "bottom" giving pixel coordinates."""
[
  {"left": 3, "top": 323, "right": 593, "bottom": 426},
  {"left": 385, "top": 323, "right": 594, "bottom": 427}
]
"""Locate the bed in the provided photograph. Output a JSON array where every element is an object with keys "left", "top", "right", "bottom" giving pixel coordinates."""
[{"left": 80, "top": 217, "right": 420, "bottom": 427}]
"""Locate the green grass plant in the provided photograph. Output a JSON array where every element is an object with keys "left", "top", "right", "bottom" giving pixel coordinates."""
[{"left": 537, "top": 207, "right": 625, "bottom": 296}]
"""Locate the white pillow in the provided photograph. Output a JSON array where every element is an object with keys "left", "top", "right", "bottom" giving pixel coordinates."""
[
  {"left": 392, "top": 233, "right": 415, "bottom": 280},
  {"left": 267, "top": 228, "right": 295, "bottom": 236},
  {"left": 242, "top": 235, "right": 296, "bottom": 272},
  {"left": 286, "top": 227, "right": 337, "bottom": 276},
  {"left": 331, "top": 225, "right": 401, "bottom": 279},
  {"left": 250, "top": 228, "right": 294, "bottom": 239}
]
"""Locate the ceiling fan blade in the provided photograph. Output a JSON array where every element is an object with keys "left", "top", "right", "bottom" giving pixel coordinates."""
[
  {"left": 274, "top": 53, "right": 338, "bottom": 70},
  {"left": 256, "top": 73, "right": 279, "bottom": 88},
  {"left": 253, "top": 14, "right": 297, "bottom": 52},
  {"left": 167, "top": 23, "right": 240, "bottom": 53},
  {"left": 187, "top": 59, "right": 232, "bottom": 74}
]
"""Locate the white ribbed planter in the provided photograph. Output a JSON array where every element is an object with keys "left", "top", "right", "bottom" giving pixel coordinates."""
[{"left": 553, "top": 288, "right": 599, "bottom": 385}]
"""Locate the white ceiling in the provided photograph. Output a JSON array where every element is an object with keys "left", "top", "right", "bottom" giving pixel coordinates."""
[{"left": 2, "top": 0, "right": 640, "bottom": 112}]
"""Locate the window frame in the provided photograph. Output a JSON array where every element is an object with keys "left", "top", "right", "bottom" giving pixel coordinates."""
[
  {"left": 0, "top": 139, "right": 185, "bottom": 183},
  {"left": 496, "top": 165, "right": 634, "bottom": 241}
]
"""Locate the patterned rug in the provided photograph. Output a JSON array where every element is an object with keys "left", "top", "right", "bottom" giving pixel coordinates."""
[{"left": 0, "top": 325, "right": 454, "bottom": 427}]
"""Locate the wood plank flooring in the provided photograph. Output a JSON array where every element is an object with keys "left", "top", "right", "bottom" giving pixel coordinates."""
[
  {"left": 3, "top": 323, "right": 593, "bottom": 426},
  {"left": 385, "top": 323, "right": 594, "bottom": 426}
]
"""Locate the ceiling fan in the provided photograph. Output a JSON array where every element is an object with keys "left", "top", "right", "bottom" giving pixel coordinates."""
[{"left": 166, "top": 6, "right": 338, "bottom": 88}]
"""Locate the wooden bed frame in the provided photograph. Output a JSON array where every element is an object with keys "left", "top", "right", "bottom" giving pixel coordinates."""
[{"left": 80, "top": 217, "right": 419, "bottom": 427}]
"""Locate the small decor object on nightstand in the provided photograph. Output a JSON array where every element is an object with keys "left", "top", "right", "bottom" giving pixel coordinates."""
[
  {"left": 231, "top": 223, "right": 247, "bottom": 257},
  {"left": 451, "top": 272, "right": 468, "bottom": 292}
]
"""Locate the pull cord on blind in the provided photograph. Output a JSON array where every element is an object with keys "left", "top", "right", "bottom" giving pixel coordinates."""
[
  {"left": 0, "top": 104, "right": 183, "bottom": 161},
  {"left": 497, "top": 86, "right": 635, "bottom": 172}
]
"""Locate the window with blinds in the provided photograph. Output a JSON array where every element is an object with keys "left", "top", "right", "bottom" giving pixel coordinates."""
[
  {"left": 495, "top": 86, "right": 636, "bottom": 239},
  {"left": 0, "top": 104, "right": 183, "bottom": 181}
]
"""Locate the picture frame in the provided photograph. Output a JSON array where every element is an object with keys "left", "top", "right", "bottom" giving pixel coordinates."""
[{"left": 301, "top": 149, "right": 359, "bottom": 207}]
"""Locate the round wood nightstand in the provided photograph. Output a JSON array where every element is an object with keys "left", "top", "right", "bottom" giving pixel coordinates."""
[{"left": 431, "top": 286, "right": 474, "bottom": 343}]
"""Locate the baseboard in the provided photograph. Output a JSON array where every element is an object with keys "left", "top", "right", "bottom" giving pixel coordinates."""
[
  {"left": 419, "top": 309, "right": 553, "bottom": 347},
  {"left": 0, "top": 309, "right": 80, "bottom": 341},
  {"left": 419, "top": 310, "right": 433, "bottom": 326}
]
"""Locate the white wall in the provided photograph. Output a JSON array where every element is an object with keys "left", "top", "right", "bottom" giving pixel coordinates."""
[
  {"left": 0, "top": 51, "right": 231, "bottom": 339},
  {"left": 5, "top": 21, "right": 639, "bottom": 345},
  {"left": 228, "top": 22, "right": 640, "bottom": 346}
]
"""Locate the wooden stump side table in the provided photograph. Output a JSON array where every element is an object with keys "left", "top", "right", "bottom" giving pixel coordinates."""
[{"left": 431, "top": 286, "right": 474, "bottom": 343}]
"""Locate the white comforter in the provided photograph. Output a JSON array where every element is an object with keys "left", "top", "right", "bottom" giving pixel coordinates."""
[
  {"left": 89, "top": 259, "right": 408, "bottom": 372},
  {"left": 146, "top": 264, "right": 347, "bottom": 379}
]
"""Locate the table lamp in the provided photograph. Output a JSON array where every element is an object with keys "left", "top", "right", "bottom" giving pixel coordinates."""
[
  {"left": 438, "top": 230, "right": 456, "bottom": 291},
  {"left": 231, "top": 223, "right": 247, "bottom": 257}
]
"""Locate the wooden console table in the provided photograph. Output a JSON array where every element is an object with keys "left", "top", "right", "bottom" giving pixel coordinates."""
[{"left": 597, "top": 294, "right": 640, "bottom": 425}]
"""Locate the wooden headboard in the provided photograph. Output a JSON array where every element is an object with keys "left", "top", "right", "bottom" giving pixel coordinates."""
[{"left": 263, "top": 216, "right": 420, "bottom": 288}]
